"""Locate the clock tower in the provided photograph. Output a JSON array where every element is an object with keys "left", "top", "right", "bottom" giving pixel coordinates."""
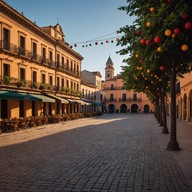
[{"left": 105, "top": 56, "right": 114, "bottom": 80}]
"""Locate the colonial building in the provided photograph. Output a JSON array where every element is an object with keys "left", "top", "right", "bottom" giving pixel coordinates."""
[
  {"left": 0, "top": 0, "right": 85, "bottom": 118},
  {"left": 103, "top": 56, "right": 154, "bottom": 113},
  {"left": 81, "top": 70, "right": 102, "bottom": 112}
]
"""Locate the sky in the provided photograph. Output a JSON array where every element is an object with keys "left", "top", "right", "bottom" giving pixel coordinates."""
[{"left": 4, "top": 0, "right": 133, "bottom": 79}]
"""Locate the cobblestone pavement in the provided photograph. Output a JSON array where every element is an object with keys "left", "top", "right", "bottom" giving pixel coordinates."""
[{"left": 0, "top": 114, "right": 191, "bottom": 192}]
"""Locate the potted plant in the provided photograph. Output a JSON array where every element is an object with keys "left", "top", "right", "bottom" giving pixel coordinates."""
[
  {"left": 15, "top": 81, "right": 22, "bottom": 88},
  {"left": 3, "top": 76, "right": 11, "bottom": 85},
  {"left": 39, "top": 83, "right": 45, "bottom": 90},
  {"left": 31, "top": 82, "right": 38, "bottom": 89}
]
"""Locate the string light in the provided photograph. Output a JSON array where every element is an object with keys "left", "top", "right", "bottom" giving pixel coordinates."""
[{"left": 69, "top": 31, "right": 121, "bottom": 48}]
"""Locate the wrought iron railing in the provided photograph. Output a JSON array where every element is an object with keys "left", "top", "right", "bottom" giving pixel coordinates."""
[
  {"left": 105, "top": 98, "right": 142, "bottom": 102},
  {"left": 0, "top": 40, "right": 80, "bottom": 77},
  {"left": 104, "top": 86, "right": 126, "bottom": 90}
]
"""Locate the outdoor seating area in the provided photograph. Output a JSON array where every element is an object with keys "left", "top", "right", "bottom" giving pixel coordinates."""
[{"left": 0, "top": 112, "right": 102, "bottom": 134}]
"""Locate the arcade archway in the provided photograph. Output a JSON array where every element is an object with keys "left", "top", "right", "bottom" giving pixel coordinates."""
[
  {"left": 144, "top": 105, "right": 149, "bottom": 113},
  {"left": 120, "top": 104, "right": 127, "bottom": 113},
  {"left": 131, "top": 104, "right": 138, "bottom": 113},
  {"left": 108, "top": 104, "right": 115, "bottom": 113}
]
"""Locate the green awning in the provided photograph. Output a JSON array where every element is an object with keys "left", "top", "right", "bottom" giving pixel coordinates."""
[
  {"left": 92, "top": 101, "right": 104, "bottom": 106},
  {"left": 0, "top": 91, "right": 40, "bottom": 101},
  {"left": 31, "top": 94, "right": 55, "bottom": 103},
  {"left": 45, "top": 94, "right": 69, "bottom": 104}
]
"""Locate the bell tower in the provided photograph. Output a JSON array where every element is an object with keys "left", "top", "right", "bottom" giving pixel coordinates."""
[{"left": 105, "top": 56, "right": 114, "bottom": 80}]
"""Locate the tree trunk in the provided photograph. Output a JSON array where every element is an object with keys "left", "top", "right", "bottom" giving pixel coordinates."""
[
  {"left": 159, "top": 91, "right": 163, "bottom": 126},
  {"left": 162, "top": 86, "right": 169, "bottom": 133},
  {"left": 155, "top": 96, "right": 160, "bottom": 122},
  {"left": 167, "top": 67, "right": 180, "bottom": 150},
  {"left": 162, "top": 78, "right": 169, "bottom": 134}
]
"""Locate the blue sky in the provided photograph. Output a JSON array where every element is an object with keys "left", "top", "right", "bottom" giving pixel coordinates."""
[{"left": 5, "top": 0, "right": 133, "bottom": 79}]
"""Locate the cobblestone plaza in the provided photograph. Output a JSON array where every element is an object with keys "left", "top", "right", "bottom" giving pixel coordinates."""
[{"left": 0, "top": 114, "right": 192, "bottom": 192}]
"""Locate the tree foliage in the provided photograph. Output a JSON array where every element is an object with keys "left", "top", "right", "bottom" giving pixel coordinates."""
[{"left": 117, "top": 0, "right": 192, "bottom": 150}]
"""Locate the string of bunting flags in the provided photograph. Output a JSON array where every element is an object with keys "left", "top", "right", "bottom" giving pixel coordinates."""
[{"left": 69, "top": 31, "right": 121, "bottom": 48}]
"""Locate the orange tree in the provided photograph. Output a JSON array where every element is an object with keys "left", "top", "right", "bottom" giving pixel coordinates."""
[{"left": 117, "top": 0, "right": 192, "bottom": 150}]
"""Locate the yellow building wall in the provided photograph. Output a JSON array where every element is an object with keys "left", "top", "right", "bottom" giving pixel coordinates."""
[{"left": 9, "top": 100, "right": 19, "bottom": 118}]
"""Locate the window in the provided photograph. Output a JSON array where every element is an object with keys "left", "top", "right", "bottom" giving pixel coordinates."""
[
  {"left": 70, "top": 61, "right": 73, "bottom": 72},
  {"left": 66, "top": 80, "right": 69, "bottom": 88},
  {"left": 20, "top": 68, "right": 25, "bottom": 81},
  {"left": 66, "top": 59, "right": 69, "bottom": 70},
  {"left": 122, "top": 93, "right": 126, "bottom": 101},
  {"left": 77, "top": 84, "right": 79, "bottom": 91},
  {"left": 62, "top": 57, "right": 64, "bottom": 68},
  {"left": 61, "top": 78, "right": 64, "bottom": 87},
  {"left": 73, "top": 82, "right": 76, "bottom": 90},
  {"left": 74, "top": 63, "right": 76, "bottom": 73},
  {"left": 71, "top": 81, "right": 73, "bottom": 89},
  {"left": 49, "top": 51, "right": 53, "bottom": 64},
  {"left": 19, "top": 36, "right": 25, "bottom": 56},
  {"left": 110, "top": 94, "right": 114, "bottom": 101},
  {"left": 32, "top": 71, "right": 37, "bottom": 82},
  {"left": 42, "top": 47, "right": 46, "bottom": 63},
  {"left": 42, "top": 74, "right": 46, "bottom": 84},
  {"left": 32, "top": 42, "right": 37, "bottom": 60},
  {"left": 107, "top": 71, "right": 110, "bottom": 77},
  {"left": 57, "top": 54, "right": 60, "bottom": 67},
  {"left": 82, "top": 89, "right": 84, "bottom": 97},
  {"left": 49, "top": 76, "right": 53, "bottom": 85},
  {"left": 133, "top": 93, "right": 137, "bottom": 101},
  {"left": 77, "top": 65, "right": 79, "bottom": 75},
  {"left": 57, "top": 77, "right": 60, "bottom": 88},
  {"left": 110, "top": 84, "right": 114, "bottom": 90},
  {"left": 3, "top": 64, "right": 10, "bottom": 77},
  {"left": 3, "top": 28, "right": 10, "bottom": 51}
]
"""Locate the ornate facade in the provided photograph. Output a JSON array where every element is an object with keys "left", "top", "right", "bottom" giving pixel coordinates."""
[{"left": 0, "top": 1, "right": 85, "bottom": 118}]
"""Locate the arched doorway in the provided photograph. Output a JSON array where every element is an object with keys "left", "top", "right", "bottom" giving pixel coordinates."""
[
  {"left": 131, "top": 104, "right": 138, "bottom": 113},
  {"left": 180, "top": 98, "right": 182, "bottom": 120},
  {"left": 189, "top": 90, "right": 192, "bottom": 122},
  {"left": 108, "top": 104, "right": 115, "bottom": 113},
  {"left": 183, "top": 94, "right": 187, "bottom": 120},
  {"left": 120, "top": 104, "right": 127, "bottom": 113},
  {"left": 144, "top": 105, "right": 149, "bottom": 113}
]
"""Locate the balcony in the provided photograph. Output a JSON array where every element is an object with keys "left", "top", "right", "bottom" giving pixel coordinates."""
[
  {"left": 0, "top": 75, "right": 81, "bottom": 97},
  {"left": 0, "top": 40, "right": 80, "bottom": 78},
  {"left": 104, "top": 86, "right": 126, "bottom": 90},
  {"left": 105, "top": 98, "right": 142, "bottom": 102}
]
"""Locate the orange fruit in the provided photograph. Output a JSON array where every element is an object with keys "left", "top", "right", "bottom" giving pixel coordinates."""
[
  {"left": 165, "top": 29, "right": 172, "bottom": 36},
  {"left": 146, "top": 22, "right": 151, "bottom": 27},
  {"left": 150, "top": 7, "right": 155, "bottom": 12},
  {"left": 181, "top": 44, "right": 188, "bottom": 51}
]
